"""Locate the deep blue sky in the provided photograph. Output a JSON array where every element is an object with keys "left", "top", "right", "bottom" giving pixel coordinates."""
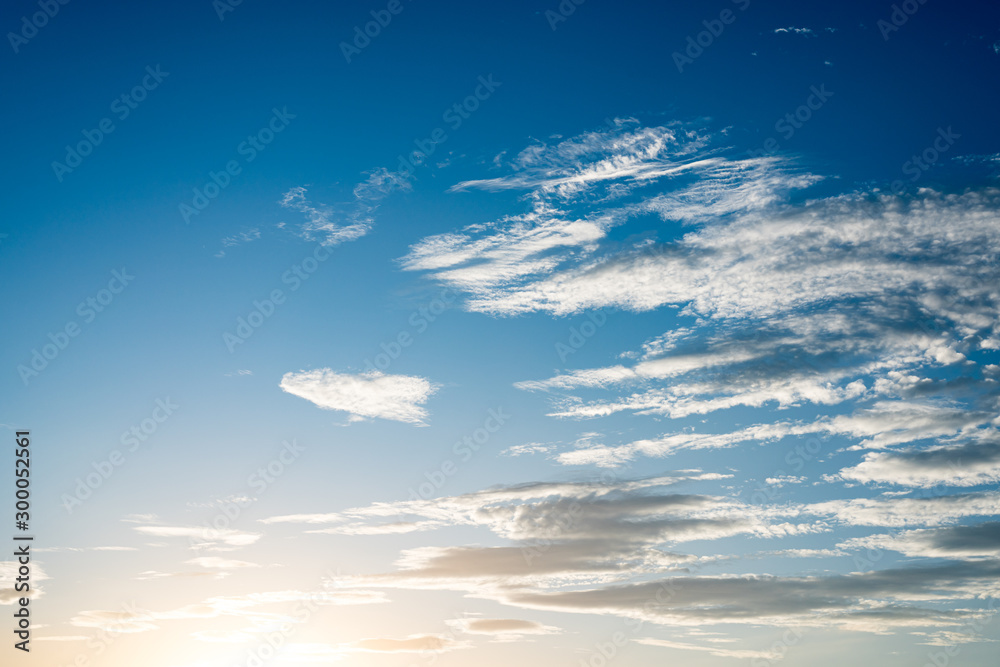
[{"left": 3, "top": 2, "right": 1000, "bottom": 666}]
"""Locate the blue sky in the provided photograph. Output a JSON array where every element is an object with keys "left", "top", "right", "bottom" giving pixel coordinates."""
[{"left": 3, "top": 1, "right": 1000, "bottom": 666}]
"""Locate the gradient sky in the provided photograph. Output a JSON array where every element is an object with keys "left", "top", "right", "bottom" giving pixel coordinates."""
[{"left": 3, "top": 1, "right": 1000, "bottom": 666}]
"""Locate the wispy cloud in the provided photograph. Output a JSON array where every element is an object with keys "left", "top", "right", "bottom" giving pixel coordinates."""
[
  {"left": 185, "top": 556, "right": 261, "bottom": 570},
  {"left": 71, "top": 587, "right": 387, "bottom": 637},
  {"left": 281, "top": 168, "right": 410, "bottom": 247},
  {"left": 131, "top": 524, "right": 261, "bottom": 550},
  {"left": 637, "top": 637, "right": 784, "bottom": 660},
  {"left": 351, "top": 634, "right": 467, "bottom": 652},
  {"left": 0, "top": 562, "right": 49, "bottom": 604},
  {"left": 806, "top": 491, "right": 1000, "bottom": 527},
  {"left": 773, "top": 26, "right": 814, "bottom": 35},
  {"left": 216, "top": 227, "right": 261, "bottom": 257},
  {"left": 263, "top": 472, "right": 832, "bottom": 592}
]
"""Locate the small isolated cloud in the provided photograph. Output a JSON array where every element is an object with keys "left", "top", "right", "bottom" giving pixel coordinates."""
[
  {"left": 637, "top": 637, "right": 784, "bottom": 660},
  {"left": 131, "top": 524, "right": 261, "bottom": 550},
  {"left": 216, "top": 228, "right": 262, "bottom": 257},
  {"left": 221, "top": 228, "right": 261, "bottom": 248},
  {"left": 502, "top": 442, "right": 555, "bottom": 457},
  {"left": 281, "top": 186, "right": 365, "bottom": 247},
  {"left": 448, "top": 617, "right": 561, "bottom": 637},
  {"left": 185, "top": 557, "right": 261, "bottom": 570},
  {"left": 71, "top": 608, "right": 158, "bottom": 634},
  {"left": 351, "top": 634, "right": 466, "bottom": 653},
  {"left": 773, "top": 26, "right": 813, "bottom": 35},
  {"left": 280, "top": 171, "right": 410, "bottom": 248},
  {"left": 280, "top": 369, "right": 438, "bottom": 425},
  {"left": 765, "top": 475, "right": 806, "bottom": 487}
]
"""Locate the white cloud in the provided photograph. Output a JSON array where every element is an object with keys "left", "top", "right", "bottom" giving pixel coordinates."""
[
  {"left": 131, "top": 525, "right": 261, "bottom": 550},
  {"left": 185, "top": 557, "right": 261, "bottom": 569},
  {"left": 280, "top": 170, "right": 410, "bottom": 248},
  {"left": 280, "top": 369, "right": 438, "bottom": 425},
  {"left": 807, "top": 491, "right": 1000, "bottom": 527},
  {"left": 836, "top": 436, "right": 1000, "bottom": 487},
  {"left": 553, "top": 401, "right": 996, "bottom": 467},
  {"left": 448, "top": 120, "right": 714, "bottom": 200},
  {"left": 637, "top": 636, "right": 785, "bottom": 660},
  {"left": 765, "top": 475, "right": 806, "bottom": 487},
  {"left": 839, "top": 522, "right": 1000, "bottom": 560},
  {"left": 254, "top": 121, "right": 1000, "bottom": 646},
  {"left": 264, "top": 472, "right": 828, "bottom": 593},
  {"left": 220, "top": 228, "right": 261, "bottom": 248},
  {"left": 499, "top": 562, "right": 1000, "bottom": 630},
  {"left": 402, "top": 124, "right": 1000, "bottom": 438},
  {"left": 72, "top": 587, "right": 387, "bottom": 638},
  {"left": 447, "top": 617, "right": 561, "bottom": 636}
]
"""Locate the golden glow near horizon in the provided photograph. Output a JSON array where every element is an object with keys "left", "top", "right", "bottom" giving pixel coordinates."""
[{"left": 5, "top": 1, "right": 1000, "bottom": 665}]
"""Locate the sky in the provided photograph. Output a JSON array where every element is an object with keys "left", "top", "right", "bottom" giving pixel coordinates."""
[{"left": 2, "top": 0, "right": 1000, "bottom": 666}]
